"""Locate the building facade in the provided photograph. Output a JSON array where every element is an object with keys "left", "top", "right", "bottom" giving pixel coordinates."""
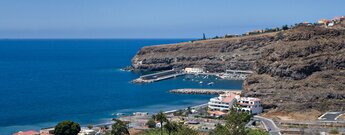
[
  {"left": 184, "top": 67, "right": 204, "bottom": 74},
  {"left": 235, "top": 97, "right": 263, "bottom": 115},
  {"left": 208, "top": 93, "right": 239, "bottom": 114}
]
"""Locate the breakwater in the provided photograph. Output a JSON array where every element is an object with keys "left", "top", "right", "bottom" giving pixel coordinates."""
[
  {"left": 132, "top": 69, "right": 254, "bottom": 83},
  {"left": 132, "top": 69, "right": 184, "bottom": 83},
  {"left": 169, "top": 88, "right": 241, "bottom": 95}
]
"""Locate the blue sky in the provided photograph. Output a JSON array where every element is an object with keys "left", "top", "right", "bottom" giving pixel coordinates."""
[{"left": 0, "top": 0, "right": 344, "bottom": 38}]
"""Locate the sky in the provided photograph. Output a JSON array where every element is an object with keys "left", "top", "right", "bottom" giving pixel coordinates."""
[{"left": 0, "top": 0, "right": 345, "bottom": 39}]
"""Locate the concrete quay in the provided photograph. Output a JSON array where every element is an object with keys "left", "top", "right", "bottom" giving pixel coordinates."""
[
  {"left": 132, "top": 68, "right": 254, "bottom": 83},
  {"left": 132, "top": 69, "right": 185, "bottom": 83},
  {"left": 169, "top": 88, "right": 241, "bottom": 95}
]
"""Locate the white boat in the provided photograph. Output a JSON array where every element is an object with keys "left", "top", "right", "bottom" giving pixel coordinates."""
[
  {"left": 116, "top": 113, "right": 125, "bottom": 116},
  {"left": 112, "top": 113, "right": 125, "bottom": 116},
  {"left": 207, "top": 82, "right": 214, "bottom": 85},
  {"left": 199, "top": 81, "right": 203, "bottom": 84}
]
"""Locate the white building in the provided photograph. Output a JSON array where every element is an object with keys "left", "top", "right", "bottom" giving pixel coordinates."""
[
  {"left": 184, "top": 67, "right": 204, "bottom": 74},
  {"left": 235, "top": 97, "right": 263, "bottom": 115},
  {"left": 217, "top": 70, "right": 253, "bottom": 80},
  {"left": 78, "top": 129, "right": 96, "bottom": 135},
  {"left": 208, "top": 93, "right": 239, "bottom": 114}
]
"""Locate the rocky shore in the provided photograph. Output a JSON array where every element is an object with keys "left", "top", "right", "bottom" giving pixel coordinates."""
[{"left": 131, "top": 23, "right": 345, "bottom": 114}]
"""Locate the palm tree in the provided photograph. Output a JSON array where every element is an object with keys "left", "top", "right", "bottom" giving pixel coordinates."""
[
  {"left": 111, "top": 119, "right": 130, "bottom": 135},
  {"left": 153, "top": 111, "right": 167, "bottom": 135},
  {"left": 164, "top": 121, "right": 180, "bottom": 135}
]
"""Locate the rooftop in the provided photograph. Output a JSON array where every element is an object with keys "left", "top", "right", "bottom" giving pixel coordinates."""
[
  {"left": 240, "top": 97, "right": 261, "bottom": 102},
  {"left": 13, "top": 130, "right": 39, "bottom": 135},
  {"left": 208, "top": 111, "right": 226, "bottom": 116},
  {"left": 221, "top": 93, "right": 237, "bottom": 103}
]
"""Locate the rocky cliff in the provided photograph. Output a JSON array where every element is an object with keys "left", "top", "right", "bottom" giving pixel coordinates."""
[
  {"left": 131, "top": 25, "right": 345, "bottom": 113},
  {"left": 243, "top": 25, "right": 345, "bottom": 112},
  {"left": 132, "top": 33, "right": 276, "bottom": 72}
]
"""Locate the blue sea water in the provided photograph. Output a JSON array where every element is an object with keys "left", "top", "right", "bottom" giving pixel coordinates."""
[{"left": 0, "top": 39, "right": 242, "bottom": 134}]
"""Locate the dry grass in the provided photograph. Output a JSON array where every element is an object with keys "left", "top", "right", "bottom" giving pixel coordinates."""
[{"left": 262, "top": 109, "right": 322, "bottom": 121}]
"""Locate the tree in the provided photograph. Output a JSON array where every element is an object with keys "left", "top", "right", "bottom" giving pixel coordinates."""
[
  {"left": 176, "top": 125, "right": 198, "bottom": 135},
  {"left": 87, "top": 124, "right": 93, "bottom": 129},
  {"left": 282, "top": 25, "right": 289, "bottom": 30},
  {"left": 209, "top": 109, "right": 251, "bottom": 135},
  {"left": 54, "top": 120, "right": 81, "bottom": 135},
  {"left": 146, "top": 119, "right": 156, "bottom": 128},
  {"left": 224, "top": 109, "right": 251, "bottom": 135},
  {"left": 209, "top": 124, "right": 228, "bottom": 135},
  {"left": 164, "top": 121, "right": 180, "bottom": 135},
  {"left": 187, "top": 107, "right": 192, "bottom": 114},
  {"left": 142, "top": 122, "right": 197, "bottom": 135},
  {"left": 111, "top": 119, "right": 130, "bottom": 135},
  {"left": 152, "top": 111, "right": 168, "bottom": 135}
]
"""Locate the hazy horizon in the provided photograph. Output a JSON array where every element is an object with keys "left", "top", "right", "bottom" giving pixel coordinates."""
[{"left": 1, "top": 0, "right": 345, "bottom": 39}]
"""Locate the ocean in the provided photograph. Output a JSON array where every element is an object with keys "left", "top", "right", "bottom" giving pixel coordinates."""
[{"left": 0, "top": 39, "right": 243, "bottom": 134}]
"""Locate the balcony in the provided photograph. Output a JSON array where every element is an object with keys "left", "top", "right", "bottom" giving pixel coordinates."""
[{"left": 237, "top": 102, "right": 254, "bottom": 106}]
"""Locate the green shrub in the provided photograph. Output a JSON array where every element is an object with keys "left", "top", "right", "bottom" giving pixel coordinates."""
[
  {"left": 146, "top": 119, "right": 157, "bottom": 128},
  {"left": 54, "top": 120, "right": 81, "bottom": 135},
  {"left": 329, "top": 128, "right": 339, "bottom": 134}
]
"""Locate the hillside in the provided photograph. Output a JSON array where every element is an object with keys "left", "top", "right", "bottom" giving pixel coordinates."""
[
  {"left": 243, "top": 25, "right": 345, "bottom": 112},
  {"left": 131, "top": 25, "right": 345, "bottom": 113},
  {"left": 132, "top": 32, "right": 277, "bottom": 72}
]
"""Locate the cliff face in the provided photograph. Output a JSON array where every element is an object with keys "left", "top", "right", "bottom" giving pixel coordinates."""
[
  {"left": 243, "top": 26, "right": 345, "bottom": 112},
  {"left": 132, "top": 33, "right": 276, "bottom": 72},
  {"left": 132, "top": 25, "right": 345, "bottom": 112}
]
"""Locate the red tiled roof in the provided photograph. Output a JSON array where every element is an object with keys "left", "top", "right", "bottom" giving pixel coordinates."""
[
  {"left": 13, "top": 130, "right": 39, "bottom": 135},
  {"left": 221, "top": 93, "right": 236, "bottom": 103},
  {"left": 208, "top": 111, "right": 226, "bottom": 116}
]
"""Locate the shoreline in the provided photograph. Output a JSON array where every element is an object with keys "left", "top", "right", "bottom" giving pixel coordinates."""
[
  {"left": 8, "top": 69, "right": 243, "bottom": 134},
  {"left": 80, "top": 103, "right": 210, "bottom": 129}
]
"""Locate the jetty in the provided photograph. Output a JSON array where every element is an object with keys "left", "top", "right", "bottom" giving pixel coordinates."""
[
  {"left": 169, "top": 88, "right": 241, "bottom": 95},
  {"left": 132, "top": 69, "right": 184, "bottom": 83}
]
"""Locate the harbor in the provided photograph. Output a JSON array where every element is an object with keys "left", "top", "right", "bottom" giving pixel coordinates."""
[
  {"left": 132, "top": 69, "right": 184, "bottom": 83},
  {"left": 169, "top": 88, "right": 241, "bottom": 95},
  {"left": 132, "top": 68, "right": 254, "bottom": 83}
]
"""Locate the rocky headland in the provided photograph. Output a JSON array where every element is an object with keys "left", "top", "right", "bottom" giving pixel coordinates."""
[{"left": 131, "top": 23, "right": 345, "bottom": 116}]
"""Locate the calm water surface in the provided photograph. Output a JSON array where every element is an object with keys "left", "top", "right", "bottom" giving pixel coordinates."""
[{"left": 0, "top": 39, "right": 243, "bottom": 134}]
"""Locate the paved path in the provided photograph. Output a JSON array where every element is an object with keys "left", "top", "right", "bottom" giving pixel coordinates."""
[{"left": 254, "top": 116, "right": 281, "bottom": 135}]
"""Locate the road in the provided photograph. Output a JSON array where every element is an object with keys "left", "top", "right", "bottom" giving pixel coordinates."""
[
  {"left": 318, "top": 112, "right": 344, "bottom": 121},
  {"left": 254, "top": 116, "right": 281, "bottom": 135}
]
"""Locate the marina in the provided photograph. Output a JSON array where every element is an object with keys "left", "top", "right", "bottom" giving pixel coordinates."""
[
  {"left": 132, "top": 69, "right": 184, "bottom": 83},
  {"left": 132, "top": 68, "right": 254, "bottom": 83},
  {"left": 169, "top": 88, "right": 241, "bottom": 95}
]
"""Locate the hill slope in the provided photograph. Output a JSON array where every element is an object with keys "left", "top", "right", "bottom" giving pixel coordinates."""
[{"left": 131, "top": 25, "right": 345, "bottom": 113}]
